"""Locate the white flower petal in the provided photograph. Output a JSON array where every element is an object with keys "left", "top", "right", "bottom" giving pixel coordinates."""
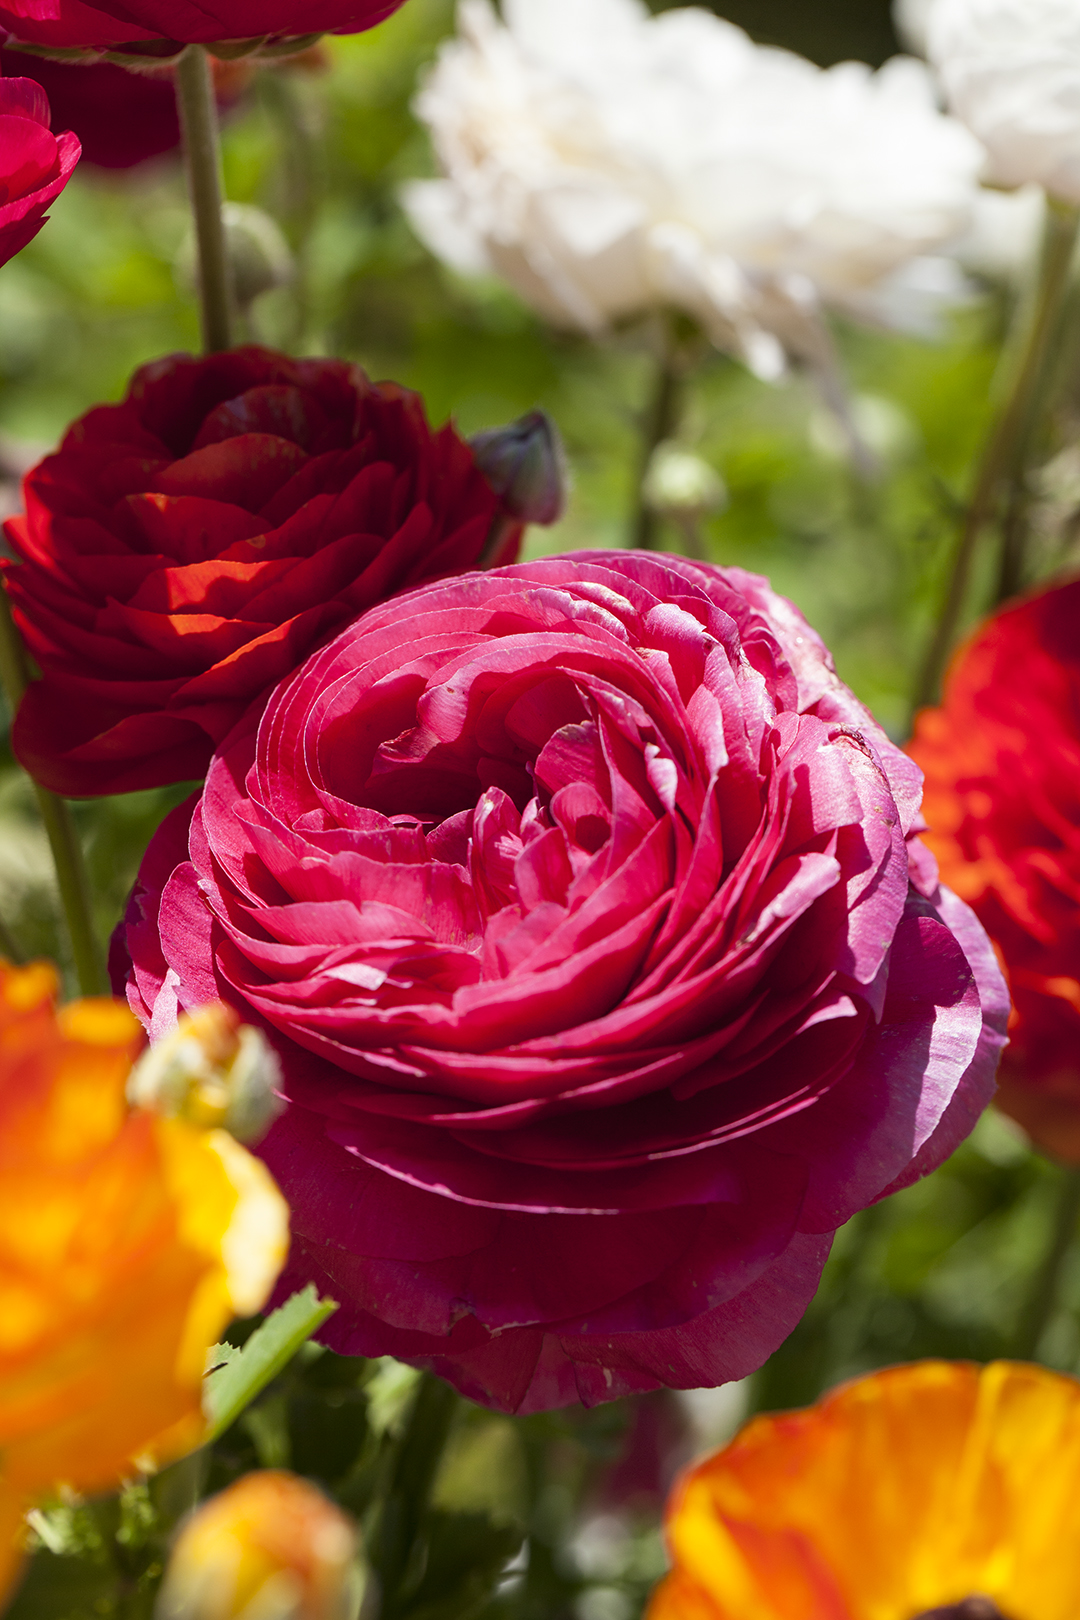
[{"left": 410, "top": 0, "right": 985, "bottom": 363}]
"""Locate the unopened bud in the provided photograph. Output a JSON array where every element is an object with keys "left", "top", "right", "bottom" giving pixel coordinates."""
[
  {"left": 156, "top": 1472, "right": 361, "bottom": 1620},
  {"left": 176, "top": 205, "right": 294, "bottom": 312},
  {"left": 127, "top": 1003, "right": 282, "bottom": 1145},
  {"left": 470, "top": 410, "right": 568, "bottom": 526},
  {"left": 224, "top": 204, "right": 295, "bottom": 307},
  {"left": 642, "top": 442, "right": 727, "bottom": 520}
]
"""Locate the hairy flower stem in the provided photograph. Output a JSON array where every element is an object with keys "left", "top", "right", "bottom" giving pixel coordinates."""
[
  {"left": 911, "top": 197, "right": 1080, "bottom": 718},
  {"left": 1012, "top": 1163, "right": 1080, "bottom": 1362},
  {"left": 631, "top": 340, "right": 684, "bottom": 552},
  {"left": 176, "top": 45, "right": 234, "bottom": 354},
  {"left": 368, "top": 1372, "right": 459, "bottom": 1615},
  {"left": 0, "top": 590, "right": 107, "bottom": 994}
]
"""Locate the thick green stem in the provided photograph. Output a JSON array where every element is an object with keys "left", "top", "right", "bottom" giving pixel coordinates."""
[
  {"left": 0, "top": 590, "right": 107, "bottom": 994},
  {"left": 1012, "top": 1165, "right": 1080, "bottom": 1362},
  {"left": 911, "top": 197, "right": 1080, "bottom": 717},
  {"left": 631, "top": 334, "right": 684, "bottom": 551},
  {"left": 175, "top": 45, "right": 233, "bottom": 354},
  {"left": 368, "top": 1373, "right": 459, "bottom": 1615}
]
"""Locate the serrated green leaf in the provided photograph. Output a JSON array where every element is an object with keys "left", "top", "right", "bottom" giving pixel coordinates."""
[
  {"left": 204, "top": 1341, "right": 240, "bottom": 1375},
  {"left": 203, "top": 1286, "right": 337, "bottom": 1441}
]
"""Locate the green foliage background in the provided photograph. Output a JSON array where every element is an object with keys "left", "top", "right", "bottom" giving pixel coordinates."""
[{"left": 2, "top": 4, "right": 1080, "bottom": 1617}]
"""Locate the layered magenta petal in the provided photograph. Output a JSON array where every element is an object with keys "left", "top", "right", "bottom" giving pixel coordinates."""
[
  {"left": 3, "top": 347, "right": 510, "bottom": 796},
  {"left": 120, "top": 553, "right": 1007, "bottom": 1410},
  {"left": 0, "top": 76, "right": 80, "bottom": 271}
]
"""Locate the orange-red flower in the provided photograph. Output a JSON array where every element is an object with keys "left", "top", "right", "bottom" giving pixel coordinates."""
[
  {"left": 908, "top": 578, "right": 1080, "bottom": 1160},
  {"left": 650, "top": 1360, "right": 1080, "bottom": 1620},
  {"left": 0, "top": 962, "right": 288, "bottom": 1603},
  {"left": 157, "top": 1471, "right": 358, "bottom": 1620}
]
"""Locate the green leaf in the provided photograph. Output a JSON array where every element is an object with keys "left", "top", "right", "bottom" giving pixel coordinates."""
[
  {"left": 203, "top": 1286, "right": 337, "bottom": 1441},
  {"left": 204, "top": 1341, "right": 240, "bottom": 1375},
  {"left": 396, "top": 1512, "right": 525, "bottom": 1620}
]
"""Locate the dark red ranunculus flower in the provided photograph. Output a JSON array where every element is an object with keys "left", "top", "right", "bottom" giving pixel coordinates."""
[
  {"left": 0, "top": 49, "right": 248, "bottom": 168},
  {"left": 0, "top": 0, "right": 404, "bottom": 50},
  {"left": 0, "top": 72, "right": 79, "bottom": 268},
  {"left": 909, "top": 577, "right": 1080, "bottom": 1161},
  {"left": 3, "top": 346, "right": 512, "bottom": 796},
  {"left": 119, "top": 553, "right": 1007, "bottom": 1412}
]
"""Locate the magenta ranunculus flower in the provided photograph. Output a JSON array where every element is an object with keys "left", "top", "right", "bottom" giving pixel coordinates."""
[{"left": 118, "top": 553, "right": 1008, "bottom": 1412}]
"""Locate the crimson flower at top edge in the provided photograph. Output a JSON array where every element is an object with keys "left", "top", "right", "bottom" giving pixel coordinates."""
[
  {"left": 118, "top": 552, "right": 1008, "bottom": 1413},
  {"left": 2, "top": 346, "right": 514, "bottom": 796},
  {"left": 909, "top": 576, "right": 1080, "bottom": 1161},
  {"left": 0, "top": 0, "right": 405, "bottom": 50},
  {"left": 0, "top": 72, "right": 79, "bottom": 269}
]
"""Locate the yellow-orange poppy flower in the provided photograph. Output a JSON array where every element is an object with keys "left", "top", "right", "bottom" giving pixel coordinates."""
[
  {"left": 650, "top": 1360, "right": 1080, "bottom": 1620},
  {"left": 0, "top": 962, "right": 289, "bottom": 1602}
]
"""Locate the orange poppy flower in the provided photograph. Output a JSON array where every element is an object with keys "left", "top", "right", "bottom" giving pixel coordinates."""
[
  {"left": 907, "top": 579, "right": 1080, "bottom": 1160},
  {"left": 0, "top": 962, "right": 289, "bottom": 1602},
  {"left": 650, "top": 1360, "right": 1080, "bottom": 1620}
]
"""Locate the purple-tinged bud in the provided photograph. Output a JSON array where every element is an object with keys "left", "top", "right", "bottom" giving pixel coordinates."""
[{"left": 470, "top": 410, "right": 568, "bottom": 527}]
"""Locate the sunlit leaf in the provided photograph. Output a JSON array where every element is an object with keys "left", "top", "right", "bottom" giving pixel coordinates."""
[{"left": 203, "top": 1286, "right": 337, "bottom": 1441}]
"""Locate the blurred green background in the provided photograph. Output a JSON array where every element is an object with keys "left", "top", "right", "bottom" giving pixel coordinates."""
[{"left": 3, "top": 6, "right": 1080, "bottom": 1618}]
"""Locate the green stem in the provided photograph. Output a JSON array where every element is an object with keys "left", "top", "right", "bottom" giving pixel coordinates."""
[
  {"left": 175, "top": 45, "right": 233, "bottom": 354},
  {"left": 0, "top": 909, "right": 23, "bottom": 964},
  {"left": 256, "top": 68, "right": 320, "bottom": 349},
  {"left": 994, "top": 472, "right": 1031, "bottom": 606},
  {"left": 675, "top": 513, "right": 707, "bottom": 561},
  {"left": 368, "top": 1373, "right": 459, "bottom": 1615},
  {"left": 0, "top": 590, "right": 107, "bottom": 994},
  {"left": 1012, "top": 1165, "right": 1080, "bottom": 1362},
  {"left": 631, "top": 327, "right": 684, "bottom": 551},
  {"left": 0, "top": 900, "right": 22, "bottom": 959},
  {"left": 911, "top": 197, "right": 1080, "bottom": 716}
]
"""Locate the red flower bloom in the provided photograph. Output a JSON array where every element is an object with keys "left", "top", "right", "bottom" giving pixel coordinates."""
[
  {"left": 0, "top": 49, "right": 248, "bottom": 169},
  {"left": 3, "top": 346, "right": 512, "bottom": 797},
  {"left": 909, "top": 577, "right": 1080, "bottom": 1160},
  {"left": 0, "top": 72, "right": 79, "bottom": 269},
  {"left": 119, "top": 553, "right": 1007, "bottom": 1413},
  {"left": 0, "top": 0, "right": 404, "bottom": 51}
]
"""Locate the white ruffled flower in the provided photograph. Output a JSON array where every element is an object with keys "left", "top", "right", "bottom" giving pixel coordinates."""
[
  {"left": 928, "top": 0, "right": 1080, "bottom": 201},
  {"left": 404, "top": 0, "right": 984, "bottom": 378}
]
